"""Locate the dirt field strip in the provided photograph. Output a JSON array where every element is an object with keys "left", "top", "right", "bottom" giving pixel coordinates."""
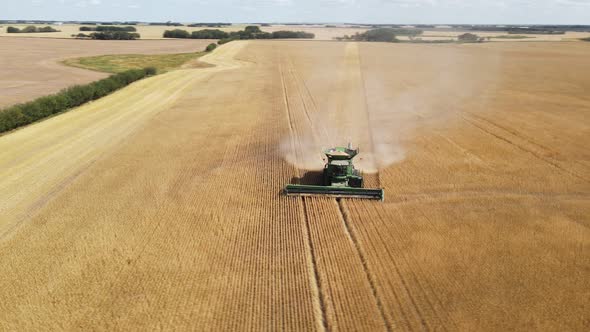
[{"left": 0, "top": 37, "right": 212, "bottom": 108}]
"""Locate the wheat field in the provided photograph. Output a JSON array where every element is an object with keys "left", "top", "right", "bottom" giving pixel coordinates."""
[{"left": 0, "top": 40, "right": 588, "bottom": 330}]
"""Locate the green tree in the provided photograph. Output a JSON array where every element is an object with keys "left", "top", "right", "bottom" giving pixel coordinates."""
[
  {"left": 89, "top": 31, "right": 140, "bottom": 40},
  {"left": 163, "top": 29, "right": 190, "bottom": 38},
  {"left": 244, "top": 26, "right": 261, "bottom": 34},
  {"left": 191, "top": 29, "right": 229, "bottom": 39},
  {"left": 218, "top": 38, "right": 234, "bottom": 45},
  {"left": 206, "top": 43, "right": 217, "bottom": 52},
  {"left": 38, "top": 26, "right": 59, "bottom": 32},
  {"left": 96, "top": 25, "right": 136, "bottom": 32},
  {"left": 271, "top": 31, "right": 315, "bottom": 39},
  {"left": 363, "top": 28, "right": 400, "bottom": 42},
  {"left": 21, "top": 26, "right": 38, "bottom": 33},
  {"left": 457, "top": 33, "right": 481, "bottom": 42}
]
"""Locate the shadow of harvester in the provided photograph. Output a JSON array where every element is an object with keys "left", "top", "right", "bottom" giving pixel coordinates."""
[{"left": 289, "top": 170, "right": 324, "bottom": 186}]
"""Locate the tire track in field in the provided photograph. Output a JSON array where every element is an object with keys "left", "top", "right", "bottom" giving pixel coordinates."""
[
  {"left": 284, "top": 56, "right": 332, "bottom": 147},
  {"left": 331, "top": 42, "right": 391, "bottom": 329},
  {"left": 351, "top": 200, "right": 456, "bottom": 331},
  {"left": 355, "top": 42, "right": 382, "bottom": 188},
  {"left": 461, "top": 114, "right": 590, "bottom": 183},
  {"left": 299, "top": 198, "right": 329, "bottom": 331},
  {"left": 380, "top": 203, "right": 458, "bottom": 331},
  {"left": 279, "top": 53, "right": 328, "bottom": 331},
  {"left": 389, "top": 189, "right": 588, "bottom": 205},
  {"left": 337, "top": 199, "right": 392, "bottom": 331},
  {"left": 281, "top": 43, "right": 391, "bottom": 330},
  {"left": 349, "top": 201, "right": 424, "bottom": 330},
  {"left": 473, "top": 111, "right": 590, "bottom": 176},
  {"left": 344, "top": 43, "right": 457, "bottom": 330}
]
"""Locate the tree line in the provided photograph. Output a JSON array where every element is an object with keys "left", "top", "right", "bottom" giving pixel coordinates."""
[
  {"left": 0, "top": 68, "right": 156, "bottom": 133},
  {"left": 187, "top": 23, "right": 231, "bottom": 27},
  {"left": 470, "top": 26, "right": 567, "bottom": 34},
  {"left": 79, "top": 26, "right": 137, "bottom": 32},
  {"left": 336, "top": 28, "right": 487, "bottom": 43},
  {"left": 164, "top": 29, "right": 229, "bottom": 39},
  {"left": 163, "top": 26, "right": 314, "bottom": 42},
  {"left": 74, "top": 32, "right": 140, "bottom": 40},
  {"left": 337, "top": 28, "right": 423, "bottom": 42},
  {"left": 74, "top": 25, "right": 140, "bottom": 39},
  {"left": 7, "top": 26, "right": 60, "bottom": 33},
  {"left": 149, "top": 21, "right": 183, "bottom": 26}
]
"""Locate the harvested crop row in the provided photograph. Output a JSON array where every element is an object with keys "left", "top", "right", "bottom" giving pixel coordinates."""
[{"left": 304, "top": 197, "right": 388, "bottom": 330}]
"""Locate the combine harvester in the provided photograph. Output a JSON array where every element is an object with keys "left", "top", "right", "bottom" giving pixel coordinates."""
[{"left": 284, "top": 144, "right": 384, "bottom": 201}]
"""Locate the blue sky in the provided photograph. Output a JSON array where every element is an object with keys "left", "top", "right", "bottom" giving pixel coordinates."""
[{"left": 2, "top": 0, "right": 589, "bottom": 24}]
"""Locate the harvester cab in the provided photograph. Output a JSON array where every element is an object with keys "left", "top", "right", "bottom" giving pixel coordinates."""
[
  {"left": 284, "top": 144, "right": 384, "bottom": 201},
  {"left": 322, "top": 146, "right": 363, "bottom": 188}
]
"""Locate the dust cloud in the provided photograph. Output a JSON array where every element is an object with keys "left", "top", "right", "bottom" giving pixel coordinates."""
[{"left": 281, "top": 42, "right": 501, "bottom": 174}]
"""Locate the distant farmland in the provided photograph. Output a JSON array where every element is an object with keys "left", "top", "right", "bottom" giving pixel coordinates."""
[
  {"left": 0, "top": 37, "right": 211, "bottom": 108},
  {"left": 2, "top": 23, "right": 590, "bottom": 41}
]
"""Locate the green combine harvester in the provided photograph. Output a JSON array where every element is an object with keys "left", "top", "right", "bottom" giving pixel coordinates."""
[{"left": 284, "top": 144, "right": 384, "bottom": 201}]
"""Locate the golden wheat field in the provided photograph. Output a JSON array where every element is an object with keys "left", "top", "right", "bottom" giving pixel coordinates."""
[{"left": 0, "top": 40, "right": 589, "bottom": 330}]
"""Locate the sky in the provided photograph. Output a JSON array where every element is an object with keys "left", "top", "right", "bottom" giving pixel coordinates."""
[{"left": 1, "top": 0, "right": 589, "bottom": 24}]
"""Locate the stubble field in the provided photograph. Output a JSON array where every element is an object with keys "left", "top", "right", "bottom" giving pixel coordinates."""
[
  {"left": 0, "top": 40, "right": 588, "bottom": 330},
  {"left": 0, "top": 37, "right": 212, "bottom": 108}
]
